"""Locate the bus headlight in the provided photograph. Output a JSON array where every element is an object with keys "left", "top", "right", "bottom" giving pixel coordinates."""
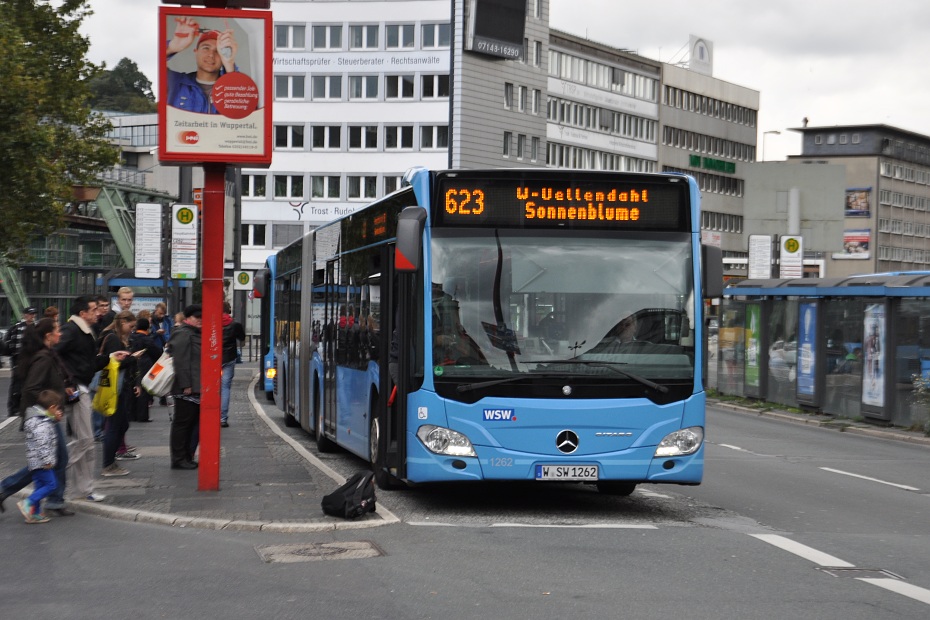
[
  {"left": 265, "top": 368, "right": 276, "bottom": 380},
  {"left": 416, "top": 425, "right": 477, "bottom": 457},
  {"left": 654, "top": 426, "right": 704, "bottom": 457}
]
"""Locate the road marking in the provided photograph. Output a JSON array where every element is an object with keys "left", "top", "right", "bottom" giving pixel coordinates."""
[
  {"left": 408, "top": 521, "right": 657, "bottom": 529},
  {"left": 819, "top": 467, "right": 921, "bottom": 491},
  {"left": 858, "top": 579, "right": 930, "bottom": 605},
  {"left": 750, "top": 534, "right": 855, "bottom": 567},
  {"left": 719, "top": 444, "right": 746, "bottom": 451}
]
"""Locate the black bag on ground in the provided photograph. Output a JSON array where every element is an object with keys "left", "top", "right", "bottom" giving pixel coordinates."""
[{"left": 321, "top": 471, "right": 377, "bottom": 519}]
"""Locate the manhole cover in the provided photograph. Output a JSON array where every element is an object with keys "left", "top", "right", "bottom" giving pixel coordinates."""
[
  {"left": 817, "top": 567, "right": 903, "bottom": 580},
  {"left": 256, "top": 541, "right": 384, "bottom": 563}
]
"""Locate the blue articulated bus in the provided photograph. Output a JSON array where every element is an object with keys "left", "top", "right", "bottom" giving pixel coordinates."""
[
  {"left": 272, "top": 168, "right": 722, "bottom": 493},
  {"left": 253, "top": 254, "right": 277, "bottom": 400}
]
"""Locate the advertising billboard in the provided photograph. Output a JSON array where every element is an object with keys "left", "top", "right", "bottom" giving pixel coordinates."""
[
  {"left": 158, "top": 6, "right": 273, "bottom": 165},
  {"left": 466, "top": 0, "right": 527, "bottom": 60}
]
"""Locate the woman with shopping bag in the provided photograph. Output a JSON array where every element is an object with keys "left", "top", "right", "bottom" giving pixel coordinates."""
[{"left": 97, "top": 311, "right": 140, "bottom": 477}]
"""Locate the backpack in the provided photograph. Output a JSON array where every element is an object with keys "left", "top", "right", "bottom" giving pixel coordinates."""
[{"left": 321, "top": 471, "right": 377, "bottom": 519}]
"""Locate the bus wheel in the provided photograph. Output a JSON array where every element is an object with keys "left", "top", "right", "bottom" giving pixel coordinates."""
[
  {"left": 284, "top": 410, "right": 299, "bottom": 428},
  {"left": 265, "top": 391, "right": 274, "bottom": 402},
  {"left": 369, "top": 413, "right": 403, "bottom": 490},
  {"left": 315, "top": 399, "right": 337, "bottom": 453},
  {"left": 596, "top": 481, "right": 637, "bottom": 496}
]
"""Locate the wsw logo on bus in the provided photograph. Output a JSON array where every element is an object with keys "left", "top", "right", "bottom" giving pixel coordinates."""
[{"left": 483, "top": 409, "right": 517, "bottom": 421}]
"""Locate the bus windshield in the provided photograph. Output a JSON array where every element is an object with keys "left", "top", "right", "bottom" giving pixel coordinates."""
[{"left": 429, "top": 230, "right": 696, "bottom": 384}]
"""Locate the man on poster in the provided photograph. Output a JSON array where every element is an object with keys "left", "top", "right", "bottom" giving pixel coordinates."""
[{"left": 166, "top": 16, "right": 241, "bottom": 114}]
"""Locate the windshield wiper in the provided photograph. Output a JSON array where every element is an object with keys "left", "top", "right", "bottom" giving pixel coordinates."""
[
  {"left": 532, "top": 359, "right": 669, "bottom": 394},
  {"left": 456, "top": 371, "right": 565, "bottom": 393}
]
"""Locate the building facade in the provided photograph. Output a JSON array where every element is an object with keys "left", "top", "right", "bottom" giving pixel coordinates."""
[
  {"left": 658, "top": 62, "right": 760, "bottom": 273},
  {"left": 788, "top": 124, "right": 930, "bottom": 278}
]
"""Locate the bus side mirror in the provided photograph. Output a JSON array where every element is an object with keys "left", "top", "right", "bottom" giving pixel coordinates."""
[
  {"left": 702, "top": 244, "right": 723, "bottom": 298},
  {"left": 395, "top": 207, "right": 427, "bottom": 272}
]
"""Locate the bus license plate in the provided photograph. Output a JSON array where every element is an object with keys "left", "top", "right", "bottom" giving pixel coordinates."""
[{"left": 535, "top": 465, "right": 598, "bottom": 481}]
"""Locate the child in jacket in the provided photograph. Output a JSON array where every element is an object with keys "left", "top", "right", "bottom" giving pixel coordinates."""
[{"left": 17, "top": 391, "right": 64, "bottom": 524}]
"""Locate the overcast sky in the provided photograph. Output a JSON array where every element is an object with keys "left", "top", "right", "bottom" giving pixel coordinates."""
[{"left": 81, "top": 0, "right": 930, "bottom": 161}]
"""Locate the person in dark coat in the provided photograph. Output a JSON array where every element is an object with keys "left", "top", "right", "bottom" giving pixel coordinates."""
[
  {"left": 129, "top": 317, "right": 162, "bottom": 423},
  {"left": 167, "top": 305, "right": 202, "bottom": 470},
  {"left": 0, "top": 319, "right": 74, "bottom": 516},
  {"left": 220, "top": 302, "right": 246, "bottom": 427},
  {"left": 54, "top": 296, "right": 124, "bottom": 502}
]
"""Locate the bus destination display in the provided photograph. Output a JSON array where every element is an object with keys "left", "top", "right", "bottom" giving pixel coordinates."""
[{"left": 435, "top": 175, "right": 689, "bottom": 231}]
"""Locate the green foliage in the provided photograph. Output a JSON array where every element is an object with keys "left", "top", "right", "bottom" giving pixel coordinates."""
[
  {"left": 0, "top": 0, "right": 119, "bottom": 263},
  {"left": 910, "top": 374, "right": 930, "bottom": 435},
  {"left": 88, "top": 57, "right": 157, "bottom": 113}
]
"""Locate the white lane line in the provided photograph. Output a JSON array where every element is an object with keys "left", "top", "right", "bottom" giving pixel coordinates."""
[
  {"left": 750, "top": 534, "right": 855, "bottom": 567},
  {"left": 858, "top": 578, "right": 930, "bottom": 606},
  {"left": 408, "top": 521, "right": 657, "bottom": 529},
  {"left": 719, "top": 444, "right": 746, "bottom": 451},
  {"left": 819, "top": 467, "right": 921, "bottom": 491}
]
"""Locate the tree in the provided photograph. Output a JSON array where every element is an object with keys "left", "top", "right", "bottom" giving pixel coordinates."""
[
  {"left": 88, "top": 57, "right": 157, "bottom": 113},
  {"left": 0, "top": 0, "right": 118, "bottom": 263}
]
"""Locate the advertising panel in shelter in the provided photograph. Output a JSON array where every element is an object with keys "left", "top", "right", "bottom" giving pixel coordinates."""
[{"left": 158, "top": 6, "right": 273, "bottom": 165}]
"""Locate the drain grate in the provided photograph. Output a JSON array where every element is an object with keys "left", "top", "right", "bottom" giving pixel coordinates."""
[
  {"left": 817, "top": 567, "right": 903, "bottom": 580},
  {"left": 256, "top": 541, "right": 384, "bottom": 563}
]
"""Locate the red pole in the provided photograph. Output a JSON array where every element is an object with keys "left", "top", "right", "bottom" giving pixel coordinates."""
[{"left": 198, "top": 163, "right": 225, "bottom": 491}]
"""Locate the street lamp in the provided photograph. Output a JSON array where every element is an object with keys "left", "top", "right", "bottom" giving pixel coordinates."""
[{"left": 761, "top": 130, "right": 781, "bottom": 161}]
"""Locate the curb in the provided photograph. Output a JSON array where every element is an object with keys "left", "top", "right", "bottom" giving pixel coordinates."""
[
  {"left": 711, "top": 399, "right": 930, "bottom": 447},
  {"left": 48, "top": 373, "right": 400, "bottom": 531}
]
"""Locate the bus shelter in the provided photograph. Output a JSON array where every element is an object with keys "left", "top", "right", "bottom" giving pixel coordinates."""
[{"left": 716, "top": 273, "right": 930, "bottom": 427}]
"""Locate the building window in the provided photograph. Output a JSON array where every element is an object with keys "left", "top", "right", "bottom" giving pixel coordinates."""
[
  {"left": 384, "top": 176, "right": 402, "bottom": 194},
  {"left": 421, "top": 23, "right": 450, "bottom": 48},
  {"left": 386, "top": 24, "right": 414, "bottom": 49},
  {"left": 311, "top": 75, "right": 342, "bottom": 100},
  {"left": 349, "top": 75, "right": 379, "bottom": 99},
  {"left": 312, "top": 25, "right": 342, "bottom": 50},
  {"left": 814, "top": 134, "right": 823, "bottom": 144},
  {"left": 349, "top": 25, "right": 379, "bottom": 49},
  {"left": 273, "top": 224, "right": 304, "bottom": 247},
  {"left": 503, "top": 131, "right": 512, "bottom": 157},
  {"left": 385, "top": 125, "right": 414, "bottom": 149},
  {"left": 275, "top": 75, "right": 305, "bottom": 100},
  {"left": 347, "top": 176, "right": 378, "bottom": 200},
  {"left": 517, "top": 134, "right": 526, "bottom": 159},
  {"left": 349, "top": 125, "right": 379, "bottom": 150},
  {"left": 274, "top": 125, "right": 304, "bottom": 149},
  {"left": 311, "top": 125, "right": 341, "bottom": 150},
  {"left": 517, "top": 86, "right": 526, "bottom": 112},
  {"left": 242, "top": 174, "right": 266, "bottom": 198},
  {"left": 504, "top": 82, "right": 514, "bottom": 109},
  {"left": 422, "top": 74, "right": 450, "bottom": 98},
  {"left": 533, "top": 41, "right": 542, "bottom": 67},
  {"left": 241, "top": 224, "right": 267, "bottom": 247},
  {"left": 421, "top": 125, "right": 449, "bottom": 149},
  {"left": 311, "top": 176, "right": 341, "bottom": 199},
  {"left": 385, "top": 74, "right": 415, "bottom": 99},
  {"left": 852, "top": 133, "right": 861, "bottom": 144},
  {"left": 275, "top": 25, "right": 306, "bottom": 50},
  {"left": 531, "top": 137, "right": 539, "bottom": 161},
  {"left": 273, "top": 175, "right": 305, "bottom": 199}
]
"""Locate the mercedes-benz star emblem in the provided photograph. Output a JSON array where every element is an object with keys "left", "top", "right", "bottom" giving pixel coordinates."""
[{"left": 556, "top": 430, "right": 579, "bottom": 454}]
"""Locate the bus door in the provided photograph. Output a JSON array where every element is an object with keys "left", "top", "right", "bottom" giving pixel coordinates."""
[
  {"left": 321, "top": 261, "right": 339, "bottom": 439},
  {"left": 286, "top": 272, "right": 299, "bottom": 416},
  {"left": 372, "top": 244, "right": 409, "bottom": 485}
]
